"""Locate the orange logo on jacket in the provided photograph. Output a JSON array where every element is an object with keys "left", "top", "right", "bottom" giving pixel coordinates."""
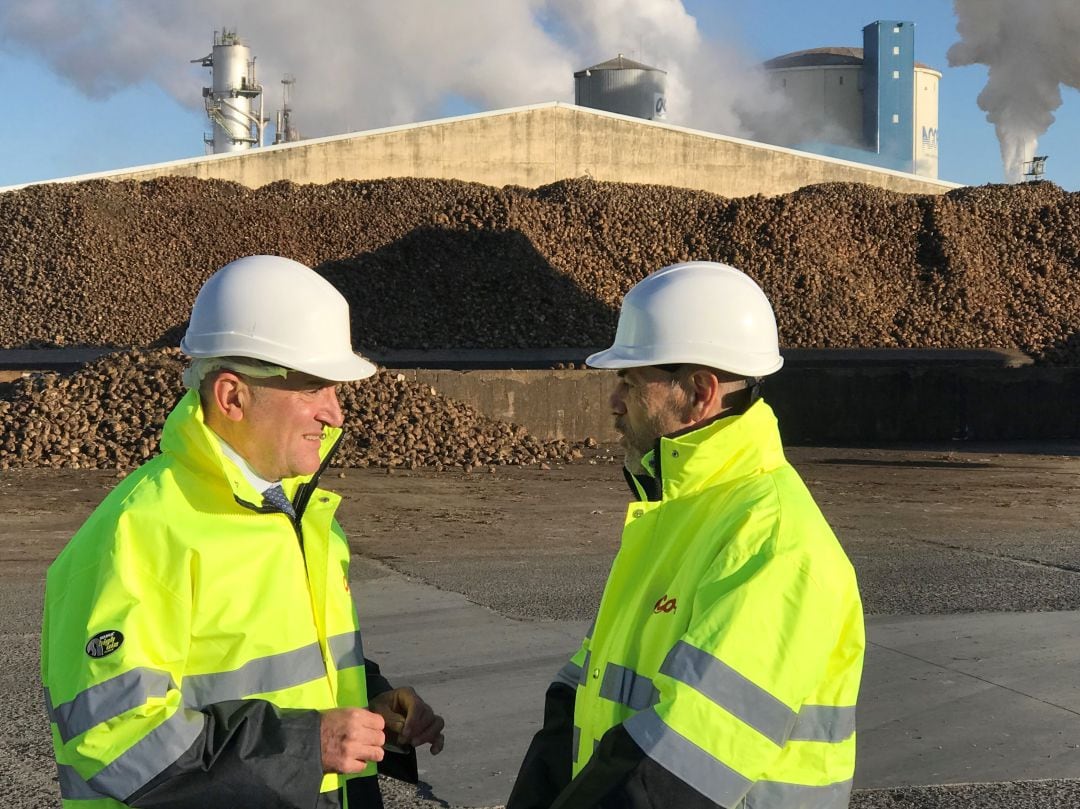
[{"left": 653, "top": 595, "right": 677, "bottom": 614}]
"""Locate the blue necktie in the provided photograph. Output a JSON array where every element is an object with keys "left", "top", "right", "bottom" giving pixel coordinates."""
[{"left": 262, "top": 484, "right": 296, "bottom": 519}]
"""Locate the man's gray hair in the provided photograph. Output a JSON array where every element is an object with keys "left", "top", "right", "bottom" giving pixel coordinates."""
[{"left": 182, "top": 357, "right": 290, "bottom": 391}]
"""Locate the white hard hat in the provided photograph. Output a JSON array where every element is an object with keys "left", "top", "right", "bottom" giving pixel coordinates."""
[
  {"left": 586, "top": 261, "right": 784, "bottom": 377},
  {"left": 180, "top": 255, "right": 377, "bottom": 382}
]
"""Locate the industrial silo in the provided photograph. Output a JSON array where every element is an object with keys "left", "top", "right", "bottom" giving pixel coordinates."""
[
  {"left": 194, "top": 30, "right": 265, "bottom": 154},
  {"left": 763, "top": 21, "right": 940, "bottom": 178},
  {"left": 574, "top": 54, "right": 667, "bottom": 121},
  {"left": 763, "top": 47, "right": 866, "bottom": 146}
]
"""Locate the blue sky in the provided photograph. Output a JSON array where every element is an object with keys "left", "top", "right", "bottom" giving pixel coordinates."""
[{"left": 1, "top": 0, "right": 1077, "bottom": 191}]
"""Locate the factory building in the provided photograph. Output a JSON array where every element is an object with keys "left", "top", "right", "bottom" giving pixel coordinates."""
[
  {"left": 0, "top": 103, "right": 957, "bottom": 198},
  {"left": 764, "top": 20, "right": 940, "bottom": 178},
  {"left": 3, "top": 22, "right": 956, "bottom": 198}
]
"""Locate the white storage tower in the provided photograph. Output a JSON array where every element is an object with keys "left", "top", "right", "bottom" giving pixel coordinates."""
[
  {"left": 194, "top": 30, "right": 265, "bottom": 154},
  {"left": 574, "top": 54, "right": 668, "bottom": 121}
]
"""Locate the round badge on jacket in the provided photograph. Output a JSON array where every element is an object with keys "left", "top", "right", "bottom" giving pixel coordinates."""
[{"left": 86, "top": 630, "right": 124, "bottom": 658}]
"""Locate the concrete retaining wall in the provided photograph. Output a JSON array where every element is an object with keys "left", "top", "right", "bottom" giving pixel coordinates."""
[
  {"left": 5, "top": 104, "right": 960, "bottom": 199},
  {"left": 398, "top": 354, "right": 1080, "bottom": 445},
  {"left": 768, "top": 365, "right": 1080, "bottom": 444},
  {"left": 397, "top": 369, "right": 614, "bottom": 443},
  {"left": 3, "top": 349, "right": 1074, "bottom": 445}
]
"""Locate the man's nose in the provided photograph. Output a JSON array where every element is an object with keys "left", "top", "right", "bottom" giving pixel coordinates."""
[
  {"left": 610, "top": 383, "right": 627, "bottom": 415},
  {"left": 318, "top": 386, "right": 345, "bottom": 428}
]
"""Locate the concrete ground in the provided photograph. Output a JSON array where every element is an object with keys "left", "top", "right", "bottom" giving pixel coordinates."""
[
  {"left": 355, "top": 566, "right": 1080, "bottom": 807},
  {"left": 3, "top": 442, "right": 1080, "bottom": 807}
]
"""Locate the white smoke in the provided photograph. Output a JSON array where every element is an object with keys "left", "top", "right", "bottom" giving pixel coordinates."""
[
  {"left": 948, "top": 0, "right": 1080, "bottom": 183},
  {"left": 0, "top": 1, "right": 575, "bottom": 136},
  {"left": 545, "top": 0, "right": 695, "bottom": 123},
  {"left": 0, "top": 0, "right": 790, "bottom": 147}
]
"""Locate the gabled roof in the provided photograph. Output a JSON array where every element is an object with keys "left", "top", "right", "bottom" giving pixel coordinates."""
[{"left": 574, "top": 54, "right": 665, "bottom": 77}]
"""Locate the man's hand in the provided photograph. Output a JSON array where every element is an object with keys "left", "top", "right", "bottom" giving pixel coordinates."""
[
  {"left": 369, "top": 687, "right": 446, "bottom": 754},
  {"left": 320, "top": 707, "right": 386, "bottom": 773}
]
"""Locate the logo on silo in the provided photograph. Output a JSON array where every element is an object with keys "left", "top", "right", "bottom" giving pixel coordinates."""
[
  {"left": 653, "top": 94, "right": 667, "bottom": 120},
  {"left": 921, "top": 126, "right": 938, "bottom": 155}
]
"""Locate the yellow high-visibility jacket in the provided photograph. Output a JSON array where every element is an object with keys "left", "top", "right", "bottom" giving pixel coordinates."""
[
  {"left": 509, "top": 400, "right": 865, "bottom": 809},
  {"left": 41, "top": 390, "right": 380, "bottom": 809}
]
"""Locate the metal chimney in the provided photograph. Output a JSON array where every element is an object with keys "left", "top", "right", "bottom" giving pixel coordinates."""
[{"left": 193, "top": 29, "right": 266, "bottom": 154}]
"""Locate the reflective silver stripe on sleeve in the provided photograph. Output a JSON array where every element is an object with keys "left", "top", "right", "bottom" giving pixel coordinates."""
[
  {"left": 183, "top": 642, "right": 326, "bottom": 707},
  {"left": 743, "top": 778, "right": 854, "bottom": 809},
  {"left": 554, "top": 660, "right": 583, "bottom": 688},
  {"left": 572, "top": 725, "right": 581, "bottom": 763},
  {"left": 579, "top": 651, "right": 591, "bottom": 686},
  {"left": 51, "top": 669, "right": 176, "bottom": 743},
  {"left": 789, "top": 705, "right": 857, "bottom": 743},
  {"left": 625, "top": 708, "right": 752, "bottom": 807},
  {"left": 88, "top": 708, "right": 205, "bottom": 799},
  {"left": 57, "top": 764, "right": 110, "bottom": 800},
  {"left": 328, "top": 630, "right": 365, "bottom": 671},
  {"left": 660, "top": 641, "right": 796, "bottom": 747},
  {"left": 599, "top": 663, "right": 660, "bottom": 711}
]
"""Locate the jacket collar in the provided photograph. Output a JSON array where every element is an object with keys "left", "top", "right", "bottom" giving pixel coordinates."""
[
  {"left": 625, "top": 399, "right": 787, "bottom": 502},
  {"left": 217, "top": 436, "right": 278, "bottom": 493},
  {"left": 159, "top": 389, "right": 343, "bottom": 507}
]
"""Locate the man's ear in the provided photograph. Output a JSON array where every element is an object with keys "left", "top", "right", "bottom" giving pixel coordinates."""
[
  {"left": 688, "top": 368, "right": 722, "bottom": 418},
  {"left": 209, "top": 372, "right": 249, "bottom": 423}
]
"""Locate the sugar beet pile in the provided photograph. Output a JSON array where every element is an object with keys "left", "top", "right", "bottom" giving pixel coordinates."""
[
  {"left": 2, "top": 176, "right": 1079, "bottom": 470},
  {"left": 0, "top": 349, "right": 583, "bottom": 470},
  {"left": 3, "top": 177, "right": 1080, "bottom": 359}
]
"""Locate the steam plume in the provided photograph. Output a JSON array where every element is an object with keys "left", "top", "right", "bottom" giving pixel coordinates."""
[
  {"left": 948, "top": 0, "right": 1080, "bottom": 182},
  {"left": 0, "top": 0, "right": 789, "bottom": 149}
]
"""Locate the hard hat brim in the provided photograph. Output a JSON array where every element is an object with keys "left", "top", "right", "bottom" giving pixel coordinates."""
[
  {"left": 181, "top": 336, "right": 379, "bottom": 382},
  {"left": 585, "top": 347, "right": 647, "bottom": 369},
  {"left": 586, "top": 346, "right": 784, "bottom": 377},
  {"left": 297, "top": 352, "right": 379, "bottom": 382}
]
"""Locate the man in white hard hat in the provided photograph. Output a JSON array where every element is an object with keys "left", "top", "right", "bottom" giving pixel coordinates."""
[
  {"left": 508, "top": 261, "right": 864, "bottom": 809},
  {"left": 42, "top": 255, "right": 444, "bottom": 809}
]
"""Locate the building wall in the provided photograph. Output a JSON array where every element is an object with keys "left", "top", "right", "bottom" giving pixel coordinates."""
[
  {"left": 914, "top": 67, "right": 941, "bottom": 178},
  {"left": 4, "top": 103, "right": 959, "bottom": 198},
  {"left": 768, "top": 59, "right": 940, "bottom": 179},
  {"left": 864, "top": 20, "right": 916, "bottom": 170},
  {"left": 768, "top": 66, "right": 864, "bottom": 146}
]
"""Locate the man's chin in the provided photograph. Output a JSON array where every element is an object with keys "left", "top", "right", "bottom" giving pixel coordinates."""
[
  {"left": 619, "top": 447, "right": 647, "bottom": 474},
  {"left": 288, "top": 457, "right": 323, "bottom": 479}
]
